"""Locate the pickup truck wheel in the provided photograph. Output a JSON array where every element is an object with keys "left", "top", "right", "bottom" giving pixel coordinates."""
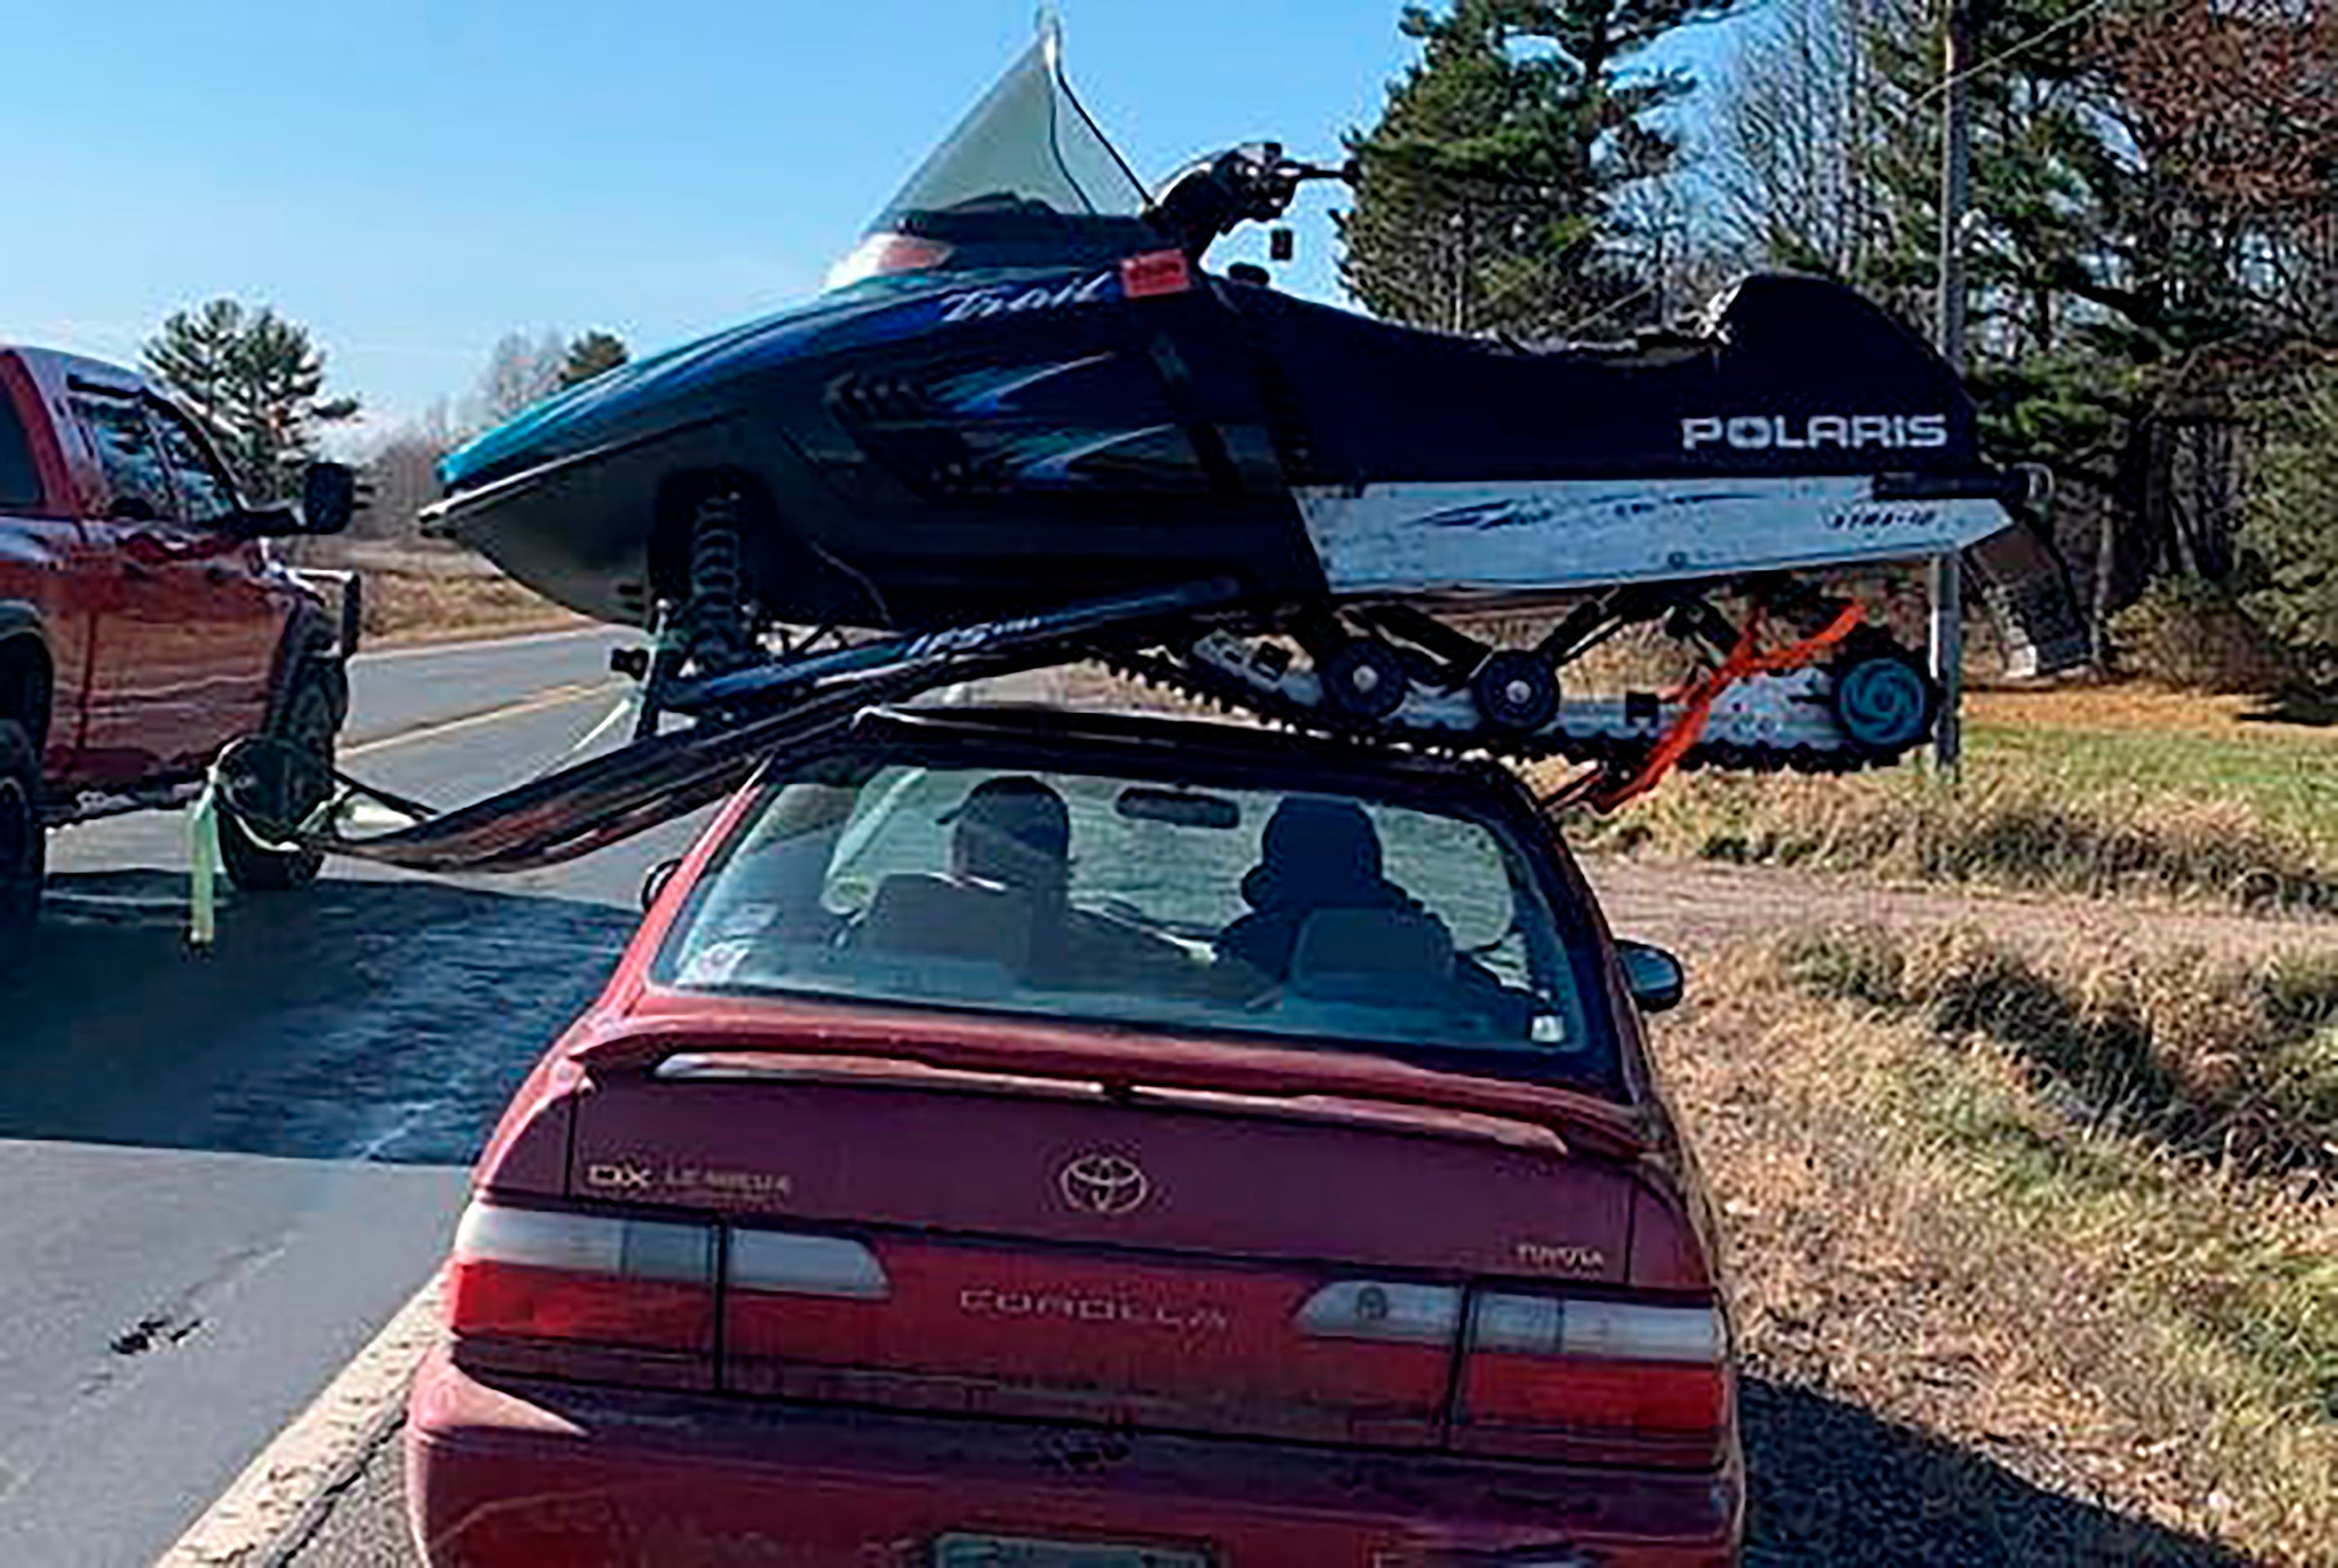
[
  {"left": 0, "top": 719, "right": 43, "bottom": 931},
  {"left": 221, "top": 662, "right": 339, "bottom": 894}
]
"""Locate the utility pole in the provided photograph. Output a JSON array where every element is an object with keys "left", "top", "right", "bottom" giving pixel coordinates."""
[{"left": 1931, "top": 0, "right": 1974, "bottom": 776}]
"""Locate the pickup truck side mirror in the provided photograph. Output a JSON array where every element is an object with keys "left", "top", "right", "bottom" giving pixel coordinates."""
[
  {"left": 300, "top": 461, "right": 358, "bottom": 536},
  {"left": 219, "top": 462, "right": 359, "bottom": 539},
  {"left": 1616, "top": 939, "right": 1686, "bottom": 1013}
]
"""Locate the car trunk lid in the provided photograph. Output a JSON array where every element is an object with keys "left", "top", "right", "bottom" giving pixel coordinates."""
[{"left": 546, "top": 1003, "right": 1650, "bottom": 1447}]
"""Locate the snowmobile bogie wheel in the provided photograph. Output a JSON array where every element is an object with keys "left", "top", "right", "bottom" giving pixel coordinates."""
[
  {"left": 1830, "top": 647, "right": 1937, "bottom": 756},
  {"left": 1318, "top": 637, "right": 1410, "bottom": 720},
  {"left": 1472, "top": 650, "right": 1560, "bottom": 732}
]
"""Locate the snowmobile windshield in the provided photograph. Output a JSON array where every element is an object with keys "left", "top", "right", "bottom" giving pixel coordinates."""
[
  {"left": 885, "top": 28, "right": 1144, "bottom": 222},
  {"left": 832, "top": 27, "right": 1153, "bottom": 285}
]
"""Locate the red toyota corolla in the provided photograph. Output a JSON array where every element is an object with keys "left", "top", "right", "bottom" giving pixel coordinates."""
[{"left": 406, "top": 704, "right": 1742, "bottom": 1566}]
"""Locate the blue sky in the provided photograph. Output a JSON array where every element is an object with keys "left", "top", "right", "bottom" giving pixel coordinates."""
[{"left": 0, "top": 2, "right": 1742, "bottom": 442}]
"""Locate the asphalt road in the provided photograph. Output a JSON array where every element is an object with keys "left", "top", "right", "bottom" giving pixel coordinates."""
[
  {"left": 0, "top": 626, "right": 694, "bottom": 1568},
  {"left": 26, "top": 629, "right": 2283, "bottom": 1567},
  {"left": 341, "top": 626, "right": 634, "bottom": 743}
]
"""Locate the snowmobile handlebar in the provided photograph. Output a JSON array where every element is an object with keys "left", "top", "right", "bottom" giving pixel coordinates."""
[{"left": 1148, "top": 142, "right": 1352, "bottom": 258}]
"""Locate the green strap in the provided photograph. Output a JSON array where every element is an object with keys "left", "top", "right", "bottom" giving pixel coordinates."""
[
  {"left": 187, "top": 761, "right": 224, "bottom": 949},
  {"left": 184, "top": 682, "right": 640, "bottom": 947},
  {"left": 187, "top": 754, "right": 347, "bottom": 948},
  {"left": 532, "top": 687, "right": 641, "bottom": 779}
]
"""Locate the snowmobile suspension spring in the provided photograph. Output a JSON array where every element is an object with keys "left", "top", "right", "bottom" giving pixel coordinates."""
[
  {"left": 690, "top": 489, "right": 746, "bottom": 628},
  {"left": 685, "top": 488, "right": 761, "bottom": 676}
]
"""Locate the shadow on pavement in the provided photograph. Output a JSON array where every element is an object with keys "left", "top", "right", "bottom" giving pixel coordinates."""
[
  {"left": 0, "top": 869, "right": 636, "bottom": 1166},
  {"left": 1743, "top": 1378, "right": 2247, "bottom": 1566}
]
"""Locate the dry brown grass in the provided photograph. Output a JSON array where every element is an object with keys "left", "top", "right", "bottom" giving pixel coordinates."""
[
  {"left": 1674, "top": 931, "right": 2338, "bottom": 1563},
  {"left": 1968, "top": 684, "right": 2338, "bottom": 745},
  {"left": 1573, "top": 768, "right": 2338, "bottom": 914},
  {"left": 357, "top": 566, "right": 587, "bottom": 646}
]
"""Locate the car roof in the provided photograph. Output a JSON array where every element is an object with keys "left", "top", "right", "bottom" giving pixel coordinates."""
[
  {"left": 846, "top": 701, "right": 1535, "bottom": 803},
  {"left": 1, "top": 345, "right": 154, "bottom": 396}
]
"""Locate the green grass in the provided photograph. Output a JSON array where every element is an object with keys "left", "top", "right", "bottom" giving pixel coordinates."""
[
  {"left": 1684, "top": 934, "right": 2338, "bottom": 1559},
  {"left": 1900, "top": 1026, "right": 2338, "bottom": 1463},
  {"left": 1967, "top": 719, "right": 2338, "bottom": 853},
  {"left": 1744, "top": 931, "right": 2338, "bottom": 1552},
  {"left": 1570, "top": 712, "right": 2338, "bottom": 911}
]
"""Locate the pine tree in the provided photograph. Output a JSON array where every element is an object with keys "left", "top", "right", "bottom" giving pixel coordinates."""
[
  {"left": 143, "top": 299, "right": 249, "bottom": 433},
  {"left": 145, "top": 300, "right": 358, "bottom": 503},
  {"left": 2242, "top": 367, "right": 2338, "bottom": 676},
  {"left": 1339, "top": 0, "right": 1736, "bottom": 340},
  {"left": 559, "top": 331, "right": 630, "bottom": 388}
]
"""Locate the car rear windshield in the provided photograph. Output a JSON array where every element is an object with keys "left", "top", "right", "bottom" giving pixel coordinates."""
[{"left": 655, "top": 754, "right": 1618, "bottom": 1093}]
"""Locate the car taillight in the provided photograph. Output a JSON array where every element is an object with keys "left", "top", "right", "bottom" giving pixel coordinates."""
[
  {"left": 1457, "top": 1293, "right": 1727, "bottom": 1464},
  {"left": 722, "top": 1227, "right": 893, "bottom": 1368},
  {"left": 728, "top": 1229, "right": 889, "bottom": 1299},
  {"left": 827, "top": 231, "right": 956, "bottom": 288},
  {"left": 1295, "top": 1280, "right": 1460, "bottom": 1345},
  {"left": 447, "top": 1200, "right": 715, "bottom": 1354}
]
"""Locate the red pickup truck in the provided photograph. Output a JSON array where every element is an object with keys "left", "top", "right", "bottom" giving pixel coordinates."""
[{"left": 0, "top": 345, "right": 358, "bottom": 932}]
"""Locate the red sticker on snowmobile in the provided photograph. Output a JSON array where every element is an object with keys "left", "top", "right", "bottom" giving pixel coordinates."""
[{"left": 1120, "top": 249, "right": 1192, "bottom": 299}]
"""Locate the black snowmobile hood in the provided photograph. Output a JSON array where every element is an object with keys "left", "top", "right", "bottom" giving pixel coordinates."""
[{"left": 436, "top": 261, "right": 1151, "bottom": 496}]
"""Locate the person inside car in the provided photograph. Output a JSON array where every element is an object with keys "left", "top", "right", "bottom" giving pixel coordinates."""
[
  {"left": 938, "top": 775, "right": 1192, "bottom": 991},
  {"left": 1216, "top": 796, "right": 1431, "bottom": 983},
  {"left": 1217, "top": 796, "right": 1534, "bottom": 1033}
]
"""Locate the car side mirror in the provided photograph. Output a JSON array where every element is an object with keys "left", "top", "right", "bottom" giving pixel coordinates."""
[
  {"left": 641, "top": 856, "right": 683, "bottom": 913},
  {"left": 299, "top": 461, "right": 358, "bottom": 535},
  {"left": 219, "top": 463, "right": 360, "bottom": 539},
  {"left": 1617, "top": 940, "right": 1685, "bottom": 1014}
]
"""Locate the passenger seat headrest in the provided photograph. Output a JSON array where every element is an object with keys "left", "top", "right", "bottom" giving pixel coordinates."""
[{"left": 1289, "top": 907, "right": 1454, "bottom": 984}]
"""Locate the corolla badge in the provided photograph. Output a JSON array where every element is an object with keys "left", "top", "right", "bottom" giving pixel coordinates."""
[{"left": 1058, "top": 1152, "right": 1151, "bottom": 1216}]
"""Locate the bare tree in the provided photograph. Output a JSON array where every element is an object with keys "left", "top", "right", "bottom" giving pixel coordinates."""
[
  {"left": 1710, "top": 0, "right": 1896, "bottom": 278},
  {"left": 361, "top": 401, "right": 457, "bottom": 543},
  {"left": 469, "top": 330, "right": 567, "bottom": 428},
  {"left": 2097, "top": 0, "right": 2338, "bottom": 339}
]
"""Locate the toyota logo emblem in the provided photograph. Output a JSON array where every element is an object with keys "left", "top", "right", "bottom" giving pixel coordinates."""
[{"left": 1058, "top": 1152, "right": 1151, "bottom": 1216}]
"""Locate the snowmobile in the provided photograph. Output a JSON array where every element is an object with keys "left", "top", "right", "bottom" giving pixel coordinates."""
[{"left": 236, "top": 26, "right": 2085, "bottom": 880}]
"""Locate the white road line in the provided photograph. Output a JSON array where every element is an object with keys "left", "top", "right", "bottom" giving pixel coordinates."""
[{"left": 155, "top": 1273, "right": 443, "bottom": 1568}]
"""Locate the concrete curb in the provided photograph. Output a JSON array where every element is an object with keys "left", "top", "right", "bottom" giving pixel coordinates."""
[{"left": 155, "top": 1273, "right": 443, "bottom": 1568}]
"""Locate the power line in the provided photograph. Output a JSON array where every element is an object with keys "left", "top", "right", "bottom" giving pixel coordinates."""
[{"left": 1910, "top": 0, "right": 2126, "bottom": 110}]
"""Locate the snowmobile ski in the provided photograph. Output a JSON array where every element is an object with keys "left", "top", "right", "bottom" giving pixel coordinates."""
[{"left": 232, "top": 574, "right": 1939, "bottom": 878}]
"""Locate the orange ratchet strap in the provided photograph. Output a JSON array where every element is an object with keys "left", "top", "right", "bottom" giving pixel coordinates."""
[{"left": 1588, "top": 601, "right": 1865, "bottom": 812}]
